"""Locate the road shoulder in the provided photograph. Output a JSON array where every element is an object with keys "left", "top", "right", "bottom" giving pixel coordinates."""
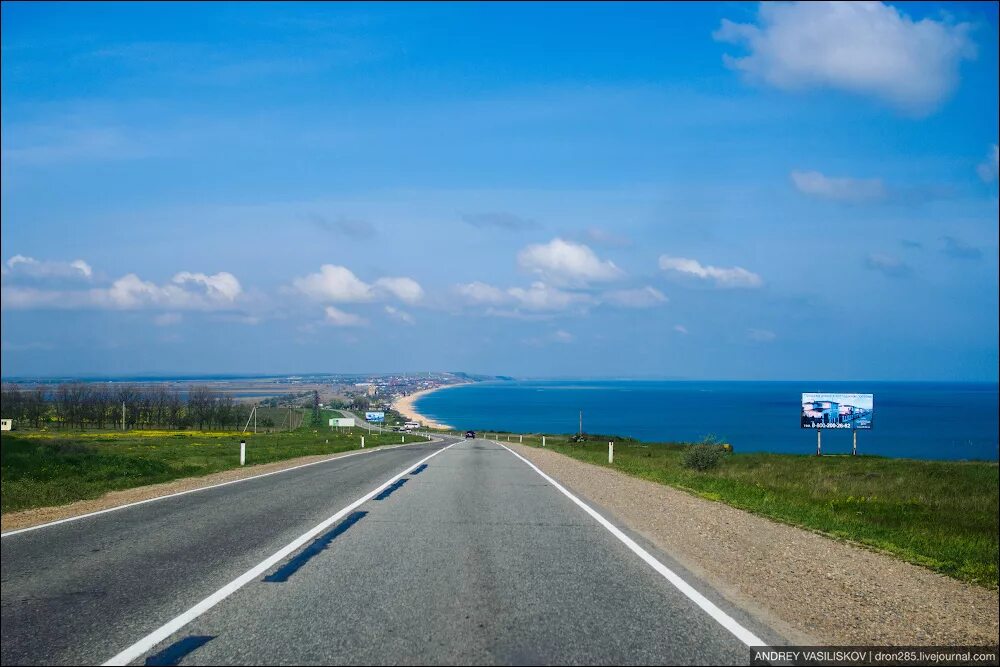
[{"left": 509, "top": 443, "right": 999, "bottom": 646}]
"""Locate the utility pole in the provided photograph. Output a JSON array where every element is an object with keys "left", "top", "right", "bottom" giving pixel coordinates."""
[{"left": 122, "top": 401, "right": 126, "bottom": 431}]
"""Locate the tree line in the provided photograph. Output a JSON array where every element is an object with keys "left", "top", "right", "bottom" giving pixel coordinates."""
[{"left": 0, "top": 383, "right": 257, "bottom": 431}]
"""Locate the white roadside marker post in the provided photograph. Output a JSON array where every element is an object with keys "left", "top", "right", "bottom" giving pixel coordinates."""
[
  {"left": 401, "top": 435, "right": 404, "bottom": 443},
  {"left": 609, "top": 441, "right": 614, "bottom": 464},
  {"left": 519, "top": 435, "right": 522, "bottom": 443},
  {"left": 240, "top": 440, "right": 246, "bottom": 466},
  {"left": 361, "top": 436, "right": 365, "bottom": 449},
  {"left": 542, "top": 435, "right": 546, "bottom": 447}
]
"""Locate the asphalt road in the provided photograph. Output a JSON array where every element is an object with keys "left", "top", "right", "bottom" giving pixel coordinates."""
[{"left": 1, "top": 437, "right": 780, "bottom": 665}]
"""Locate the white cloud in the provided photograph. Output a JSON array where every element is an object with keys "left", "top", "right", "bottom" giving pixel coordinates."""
[
  {"left": 517, "top": 238, "right": 623, "bottom": 286},
  {"left": 1, "top": 267, "right": 244, "bottom": 311},
  {"left": 552, "top": 330, "right": 574, "bottom": 343},
  {"left": 456, "top": 280, "right": 586, "bottom": 312},
  {"left": 602, "top": 286, "right": 668, "bottom": 308},
  {"left": 374, "top": 276, "right": 424, "bottom": 304},
  {"left": 714, "top": 1, "right": 975, "bottom": 115},
  {"left": 507, "top": 282, "right": 588, "bottom": 311},
  {"left": 324, "top": 305, "right": 366, "bottom": 327},
  {"left": 659, "top": 255, "right": 763, "bottom": 288},
  {"left": 977, "top": 144, "right": 999, "bottom": 183},
  {"left": 2, "top": 255, "right": 93, "bottom": 280},
  {"left": 790, "top": 170, "right": 887, "bottom": 203},
  {"left": 293, "top": 265, "right": 423, "bottom": 305},
  {"left": 293, "top": 264, "right": 373, "bottom": 302},
  {"left": 456, "top": 281, "right": 509, "bottom": 305},
  {"left": 748, "top": 328, "right": 777, "bottom": 342},
  {"left": 172, "top": 271, "right": 242, "bottom": 301},
  {"left": 384, "top": 305, "right": 415, "bottom": 324},
  {"left": 673, "top": 324, "right": 689, "bottom": 335}
]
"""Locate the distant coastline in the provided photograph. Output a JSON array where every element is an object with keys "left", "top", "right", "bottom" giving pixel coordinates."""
[{"left": 393, "top": 384, "right": 469, "bottom": 430}]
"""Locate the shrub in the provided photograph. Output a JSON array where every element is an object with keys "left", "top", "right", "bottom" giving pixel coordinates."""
[{"left": 682, "top": 444, "right": 728, "bottom": 471}]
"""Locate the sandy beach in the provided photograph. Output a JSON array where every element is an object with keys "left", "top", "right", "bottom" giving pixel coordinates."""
[{"left": 393, "top": 385, "right": 460, "bottom": 430}]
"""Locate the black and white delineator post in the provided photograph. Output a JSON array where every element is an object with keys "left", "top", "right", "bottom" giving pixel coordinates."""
[{"left": 240, "top": 439, "right": 246, "bottom": 466}]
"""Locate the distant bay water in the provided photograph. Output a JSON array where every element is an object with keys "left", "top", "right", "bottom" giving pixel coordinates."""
[{"left": 416, "top": 380, "right": 1000, "bottom": 461}]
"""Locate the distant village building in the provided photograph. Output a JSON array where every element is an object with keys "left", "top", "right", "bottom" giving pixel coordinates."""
[
  {"left": 366, "top": 384, "right": 377, "bottom": 398},
  {"left": 1, "top": 419, "right": 12, "bottom": 431}
]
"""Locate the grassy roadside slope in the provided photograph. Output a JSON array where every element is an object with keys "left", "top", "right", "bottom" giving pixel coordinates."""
[
  {"left": 517, "top": 436, "right": 998, "bottom": 588},
  {"left": 1, "top": 426, "right": 427, "bottom": 513}
]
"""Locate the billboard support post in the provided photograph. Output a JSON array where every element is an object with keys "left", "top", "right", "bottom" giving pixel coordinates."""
[
  {"left": 817, "top": 430, "right": 822, "bottom": 456},
  {"left": 852, "top": 429, "right": 857, "bottom": 456}
]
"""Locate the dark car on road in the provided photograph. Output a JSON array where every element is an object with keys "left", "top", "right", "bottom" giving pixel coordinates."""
[{"left": 465, "top": 430, "right": 476, "bottom": 438}]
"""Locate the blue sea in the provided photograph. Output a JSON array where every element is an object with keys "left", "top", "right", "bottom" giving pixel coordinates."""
[{"left": 416, "top": 380, "right": 1000, "bottom": 461}]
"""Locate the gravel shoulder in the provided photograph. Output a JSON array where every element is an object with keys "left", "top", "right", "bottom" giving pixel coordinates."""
[
  {"left": 0, "top": 440, "right": 434, "bottom": 533},
  {"left": 510, "top": 443, "right": 999, "bottom": 646}
]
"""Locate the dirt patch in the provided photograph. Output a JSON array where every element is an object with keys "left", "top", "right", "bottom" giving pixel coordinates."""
[
  {"left": 510, "top": 443, "right": 999, "bottom": 646},
  {"left": 1, "top": 441, "right": 429, "bottom": 533}
]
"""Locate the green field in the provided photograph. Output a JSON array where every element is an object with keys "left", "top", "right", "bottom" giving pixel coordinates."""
[
  {"left": 515, "top": 435, "right": 999, "bottom": 588},
  {"left": 1, "top": 424, "right": 427, "bottom": 514}
]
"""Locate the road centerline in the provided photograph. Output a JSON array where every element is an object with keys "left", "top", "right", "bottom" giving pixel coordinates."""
[{"left": 99, "top": 438, "right": 461, "bottom": 667}]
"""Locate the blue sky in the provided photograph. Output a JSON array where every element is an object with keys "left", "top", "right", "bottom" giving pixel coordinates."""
[{"left": 2, "top": 1, "right": 997, "bottom": 380}]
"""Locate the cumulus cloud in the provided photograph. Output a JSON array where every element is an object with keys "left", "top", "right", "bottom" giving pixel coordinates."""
[
  {"left": 456, "top": 281, "right": 509, "bottom": 305},
  {"left": 673, "top": 324, "right": 689, "bottom": 335},
  {"left": 790, "top": 170, "right": 887, "bottom": 203},
  {"left": 324, "top": 305, "right": 366, "bottom": 327},
  {"left": 374, "top": 277, "right": 424, "bottom": 304},
  {"left": 864, "top": 253, "right": 911, "bottom": 277},
  {"left": 507, "top": 282, "right": 587, "bottom": 311},
  {"left": 714, "top": 1, "right": 975, "bottom": 115},
  {"left": 384, "top": 305, "right": 415, "bottom": 324},
  {"left": 98, "top": 271, "right": 243, "bottom": 309},
  {"left": 1, "top": 255, "right": 93, "bottom": 281},
  {"left": 602, "top": 286, "right": 668, "bottom": 308},
  {"left": 292, "top": 265, "right": 374, "bottom": 302},
  {"left": 659, "top": 255, "right": 763, "bottom": 288},
  {"left": 173, "top": 271, "right": 242, "bottom": 301},
  {"left": 456, "top": 280, "right": 590, "bottom": 313},
  {"left": 2, "top": 269, "right": 245, "bottom": 311},
  {"left": 977, "top": 144, "right": 999, "bottom": 183},
  {"left": 292, "top": 265, "right": 423, "bottom": 305},
  {"left": 462, "top": 212, "right": 539, "bottom": 231},
  {"left": 517, "top": 238, "right": 623, "bottom": 286}
]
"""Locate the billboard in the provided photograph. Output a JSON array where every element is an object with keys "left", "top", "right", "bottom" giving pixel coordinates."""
[
  {"left": 329, "top": 418, "right": 356, "bottom": 428},
  {"left": 365, "top": 411, "right": 385, "bottom": 423},
  {"left": 801, "top": 393, "right": 873, "bottom": 429}
]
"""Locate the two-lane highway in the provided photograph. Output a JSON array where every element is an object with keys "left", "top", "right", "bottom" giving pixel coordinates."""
[{"left": 2, "top": 438, "right": 780, "bottom": 665}]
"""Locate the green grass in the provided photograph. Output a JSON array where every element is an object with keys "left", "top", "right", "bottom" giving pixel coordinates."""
[
  {"left": 520, "top": 436, "right": 999, "bottom": 588},
  {"left": 1, "top": 425, "right": 427, "bottom": 514}
]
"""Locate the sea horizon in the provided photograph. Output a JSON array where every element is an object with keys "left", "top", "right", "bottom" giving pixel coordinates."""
[{"left": 414, "top": 379, "right": 1000, "bottom": 462}]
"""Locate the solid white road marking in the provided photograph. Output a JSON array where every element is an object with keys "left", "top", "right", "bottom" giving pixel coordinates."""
[
  {"left": 495, "top": 440, "right": 768, "bottom": 648},
  {"left": 2, "top": 438, "right": 443, "bottom": 538},
  {"left": 101, "top": 439, "right": 460, "bottom": 666}
]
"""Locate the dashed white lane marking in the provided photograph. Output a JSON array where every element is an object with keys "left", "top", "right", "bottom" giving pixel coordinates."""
[{"left": 101, "top": 439, "right": 460, "bottom": 666}]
